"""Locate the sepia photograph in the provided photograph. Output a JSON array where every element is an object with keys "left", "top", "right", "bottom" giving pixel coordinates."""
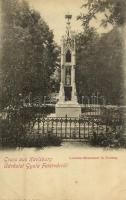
[{"left": 0, "top": 0, "right": 126, "bottom": 199}]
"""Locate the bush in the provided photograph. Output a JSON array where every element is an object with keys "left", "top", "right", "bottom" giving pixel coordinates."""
[
  {"left": 18, "top": 134, "right": 62, "bottom": 148},
  {"left": 89, "top": 131, "right": 126, "bottom": 148},
  {"left": 0, "top": 109, "right": 62, "bottom": 148},
  {"left": 0, "top": 118, "right": 26, "bottom": 148},
  {"left": 0, "top": 118, "right": 62, "bottom": 148}
]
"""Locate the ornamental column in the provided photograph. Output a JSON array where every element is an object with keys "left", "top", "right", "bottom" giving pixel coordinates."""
[
  {"left": 58, "top": 39, "right": 65, "bottom": 102},
  {"left": 71, "top": 42, "right": 77, "bottom": 102},
  {"left": 71, "top": 65, "right": 77, "bottom": 102}
]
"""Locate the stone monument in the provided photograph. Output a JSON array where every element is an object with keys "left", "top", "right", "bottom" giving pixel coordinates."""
[{"left": 56, "top": 14, "right": 81, "bottom": 117}]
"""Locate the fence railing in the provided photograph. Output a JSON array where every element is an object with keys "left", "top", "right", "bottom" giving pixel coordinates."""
[
  {"left": 22, "top": 94, "right": 106, "bottom": 106},
  {"left": 21, "top": 114, "right": 125, "bottom": 141},
  {"left": 0, "top": 105, "right": 125, "bottom": 145}
]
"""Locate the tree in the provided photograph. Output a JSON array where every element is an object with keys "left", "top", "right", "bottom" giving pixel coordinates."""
[
  {"left": 76, "top": 0, "right": 125, "bottom": 104},
  {"left": 78, "top": 0, "right": 126, "bottom": 28},
  {"left": 76, "top": 26, "right": 123, "bottom": 104},
  {"left": 0, "top": 0, "right": 59, "bottom": 108},
  {"left": 76, "top": 28, "right": 100, "bottom": 97}
]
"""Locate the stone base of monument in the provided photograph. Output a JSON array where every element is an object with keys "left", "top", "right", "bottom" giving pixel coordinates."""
[{"left": 55, "top": 101, "right": 81, "bottom": 118}]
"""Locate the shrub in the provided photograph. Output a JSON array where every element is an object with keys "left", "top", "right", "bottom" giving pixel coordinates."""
[
  {"left": 0, "top": 118, "right": 62, "bottom": 148},
  {"left": 89, "top": 131, "right": 126, "bottom": 148},
  {"left": 0, "top": 109, "right": 62, "bottom": 148},
  {"left": 15, "top": 134, "right": 62, "bottom": 148}
]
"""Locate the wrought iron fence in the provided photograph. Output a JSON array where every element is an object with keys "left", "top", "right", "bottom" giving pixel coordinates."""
[
  {"left": 0, "top": 105, "right": 125, "bottom": 148},
  {"left": 22, "top": 94, "right": 106, "bottom": 107},
  {"left": 23, "top": 115, "right": 124, "bottom": 140}
]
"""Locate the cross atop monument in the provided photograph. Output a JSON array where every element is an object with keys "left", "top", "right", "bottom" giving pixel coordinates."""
[
  {"left": 65, "top": 13, "right": 72, "bottom": 38},
  {"left": 65, "top": 13, "right": 72, "bottom": 25}
]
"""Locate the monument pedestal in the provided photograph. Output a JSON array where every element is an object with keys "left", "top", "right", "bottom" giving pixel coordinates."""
[{"left": 56, "top": 101, "right": 81, "bottom": 118}]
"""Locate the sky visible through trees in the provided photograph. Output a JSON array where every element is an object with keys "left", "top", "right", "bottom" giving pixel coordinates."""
[{"left": 27, "top": 0, "right": 113, "bottom": 43}]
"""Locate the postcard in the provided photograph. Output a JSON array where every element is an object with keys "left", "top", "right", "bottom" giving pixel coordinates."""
[{"left": 0, "top": 0, "right": 126, "bottom": 199}]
